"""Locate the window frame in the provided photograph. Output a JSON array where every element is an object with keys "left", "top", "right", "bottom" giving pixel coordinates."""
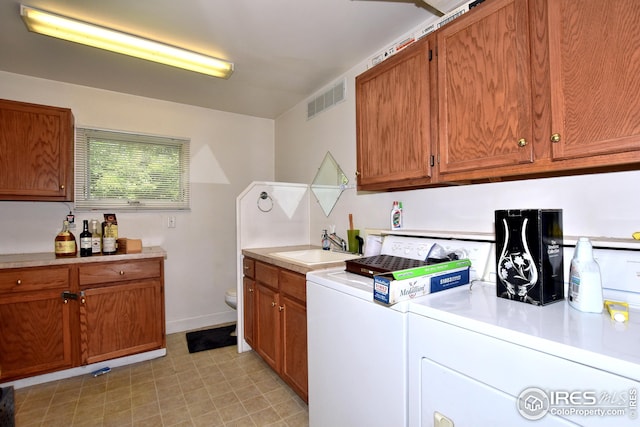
[{"left": 75, "top": 127, "right": 191, "bottom": 211}]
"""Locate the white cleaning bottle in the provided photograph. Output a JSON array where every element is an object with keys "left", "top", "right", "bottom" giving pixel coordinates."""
[
  {"left": 391, "top": 201, "right": 402, "bottom": 230},
  {"left": 568, "top": 237, "right": 603, "bottom": 313}
]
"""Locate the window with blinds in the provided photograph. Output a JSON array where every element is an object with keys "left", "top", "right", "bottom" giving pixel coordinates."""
[{"left": 75, "top": 127, "right": 190, "bottom": 210}]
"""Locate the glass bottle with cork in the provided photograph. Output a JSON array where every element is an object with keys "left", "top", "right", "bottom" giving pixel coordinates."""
[{"left": 54, "top": 220, "right": 77, "bottom": 258}]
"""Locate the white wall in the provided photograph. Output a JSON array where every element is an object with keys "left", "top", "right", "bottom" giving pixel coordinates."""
[
  {"left": 275, "top": 63, "right": 640, "bottom": 243},
  {"left": 0, "top": 71, "right": 275, "bottom": 334}
]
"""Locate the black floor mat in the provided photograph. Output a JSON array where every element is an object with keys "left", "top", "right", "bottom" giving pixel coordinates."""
[{"left": 186, "top": 324, "right": 237, "bottom": 353}]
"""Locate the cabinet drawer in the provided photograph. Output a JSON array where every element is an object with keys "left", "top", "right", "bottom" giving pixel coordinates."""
[
  {"left": 79, "top": 259, "right": 161, "bottom": 286},
  {"left": 243, "top": 257, "right": 255, "bottom": 278},
  {"left": 0, "top": 266, "right": 69, "bottom": 292},
  {"left": 255, "top": 261, "right": 279, "bottom": 289},
  {"left": 280, "top": 269, "right": 306, "bottom": 302}
]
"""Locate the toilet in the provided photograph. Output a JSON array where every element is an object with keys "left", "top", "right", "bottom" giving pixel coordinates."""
[{"left": 225, "top": 288, "right": 237, "bottom": 336}]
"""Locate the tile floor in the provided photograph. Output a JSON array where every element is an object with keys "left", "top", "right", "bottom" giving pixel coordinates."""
[{"left": 12, "top": 328, "right": 309, "bottom": 427}]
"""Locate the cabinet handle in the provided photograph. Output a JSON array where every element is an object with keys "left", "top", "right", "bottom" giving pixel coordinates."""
[
  {"left": 550, "top": 133, "right": 561, "bottom": 143},
  {"left": 271, "top": 301, "right": 276, "bottom": 307},
  {"left": 16, "top": 279, "right": 21, "bottom": 285},
  {"left": 244, "top": 266, "right": 250, "bottom": 270},
  {"left": 279, "top": 305, "right": 285, "bottom": 312},
  {"left": 61, "top": 291, "right": 78, "bottom": 304},
  {"left": 517, "top": 138, "right": 528, "bottom": 147}
]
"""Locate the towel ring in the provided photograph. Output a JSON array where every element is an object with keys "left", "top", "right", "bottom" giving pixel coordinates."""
[{"left": 257, "top": 191, "right": 273, "bottom": 212}]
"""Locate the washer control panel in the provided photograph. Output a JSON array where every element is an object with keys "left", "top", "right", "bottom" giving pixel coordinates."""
[{"left": 380, "top": 235, "right": 494, "bottom": 282}]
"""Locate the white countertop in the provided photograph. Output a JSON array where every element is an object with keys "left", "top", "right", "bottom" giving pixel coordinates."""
[
  {"left": 408, "top": 281, "right": 640, "bottom": 381},
  {"left": 0, "top": 246, "right": 167, "bottom": 269}
]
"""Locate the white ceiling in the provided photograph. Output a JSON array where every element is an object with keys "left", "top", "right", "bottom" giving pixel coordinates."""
[{"left": 0, "top": 0, "right": 467, "bottom": 119}]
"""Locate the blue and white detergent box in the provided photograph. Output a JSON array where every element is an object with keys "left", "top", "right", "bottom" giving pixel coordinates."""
[{"left": 373, "top": 259, "right": 471, "bottom": 305}]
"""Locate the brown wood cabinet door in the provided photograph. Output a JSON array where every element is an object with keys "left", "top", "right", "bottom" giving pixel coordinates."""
[
  {"left": 437, "top": 0, "right": 534, "bottom": 177},
  {"left": 0, "top": 290, "right": 74, "bottom": 381},
  {"left": 356, "top": 38, "right": 434, "bottom": 190},
  {"left": 255, "top": 283, "right": 280, "bottom": 372},
  {"left": 80, "top": 280, "right": 164, "bottom": 365},
  {"left": 0, "top": 99, "right": 74, "bottom": 201},
  {"left": 547, "top": 1, "right": 640, "bottom": 161},
  {"left": 280, "top": 293, "right": 308, "bottom": 402},
  {"left": 243, "top": 276, "right": 255, "bottom": 348}
]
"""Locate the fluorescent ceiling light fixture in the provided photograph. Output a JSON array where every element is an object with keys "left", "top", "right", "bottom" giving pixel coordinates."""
[{"left": 20, "top": 4, "right": 234, "bottom": 79}]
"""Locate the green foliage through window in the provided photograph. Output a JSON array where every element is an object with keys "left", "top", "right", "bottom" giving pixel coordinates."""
[{"left": 75, "top": 128, "right": 190, "bottom": 210}]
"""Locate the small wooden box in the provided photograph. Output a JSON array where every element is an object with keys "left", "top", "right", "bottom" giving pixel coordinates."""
[{"left": 117, "top": 238, "right": 142, "bottom": 254}]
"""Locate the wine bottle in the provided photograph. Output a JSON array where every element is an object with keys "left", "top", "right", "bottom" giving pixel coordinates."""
[
  {"left": 79, "top": 220, "right": 92, "bottom": 257},
  {"left": 54, "top": 220, "right": 77, "bottom": 258},
  {"left": 90, "top": 219, "right": 102, "bottom": 255},
  {"left": 102, "top": 220, "right": 118, "bottom": 255}
]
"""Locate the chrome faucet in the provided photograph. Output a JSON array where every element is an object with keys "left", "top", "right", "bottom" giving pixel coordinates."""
[{"left": 328, "top": 232, "right": 348, "bottom": 252}]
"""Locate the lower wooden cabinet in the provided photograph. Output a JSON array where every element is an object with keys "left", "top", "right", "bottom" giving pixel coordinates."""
[
  {"left": 0, "top": 255, "right": 165, "bottom": 383},
  {"left": 0, "top": 265, "right": 75, "bottom": 381},
  {"left": 78, "top": 259, "right": 165, "bottom": 365},
  {"left": 244, "top": 258, "right": 308, "bottom": 402}
]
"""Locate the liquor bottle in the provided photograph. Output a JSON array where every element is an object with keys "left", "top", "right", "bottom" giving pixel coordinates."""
[
  {"left": 54, "top": 220, "right": 77, "bottom": 258},
  {"left": 79, "top": 220, "right": 92, "bottom": 257},
  {"left": 102, "top": 220, "right": 118, "bottom": 255},
  {"left": 90, "top": 219, "right": 102, "bottom": 255}
]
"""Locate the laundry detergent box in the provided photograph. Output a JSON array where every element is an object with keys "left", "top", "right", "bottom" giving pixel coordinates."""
[{"left": 373, "top": 259, "right": 471, "bottom": 305}]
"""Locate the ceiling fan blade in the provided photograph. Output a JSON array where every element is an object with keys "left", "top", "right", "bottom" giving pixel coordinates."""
[
  {"left": 351, "top": 0, "right": 445, "bottom": 16},
  {"left": 419, "top": 1, "right": 445, "bottom": 16}
]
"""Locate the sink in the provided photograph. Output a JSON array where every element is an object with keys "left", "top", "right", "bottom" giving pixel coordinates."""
[{"left": 270, "top": 249, "right": 361, "bottom": 265}]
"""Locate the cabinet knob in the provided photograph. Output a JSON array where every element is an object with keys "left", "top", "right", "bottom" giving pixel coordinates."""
[
  {"left": 249, "top": 288, "right": 254, "bottom": 293},
  {"left": 60, "top": 185, "right": 65, "bottom": 190},
  {"left": 355, "top": 171, "right": 361, "bottom": 176},
  {"left": 517, "top": 138, "right": 528, "bottom": 147},
  {"left": 271, "top": 301, "right": 276, "bottom": 307},
  {"left": 16, "top": 279, "right": 21, "bottom": 285},
  {"left": 550, "top": 133, "right": 561, "bottom": 143},
  {"left": 119, "top": 270, "right": 125, "bottom": 275},
  {"left": 279, "top": 305, "right": 285, "bottom": 312}
]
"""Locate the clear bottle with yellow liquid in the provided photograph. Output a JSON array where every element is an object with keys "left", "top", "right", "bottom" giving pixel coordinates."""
[{"left": 54, "top": 220, "right": 77, "bottom": 257}]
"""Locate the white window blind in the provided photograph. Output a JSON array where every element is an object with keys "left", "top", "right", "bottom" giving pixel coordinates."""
[{"left": 75, "top": 127, "right": 190, "bottom": 210}]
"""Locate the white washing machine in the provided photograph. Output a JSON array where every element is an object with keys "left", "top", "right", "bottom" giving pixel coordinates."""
[{"left": 306, "top": 235, "right": 494, "bottom": 427}]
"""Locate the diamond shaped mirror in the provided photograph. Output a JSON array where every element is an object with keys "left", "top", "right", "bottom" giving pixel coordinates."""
[{"left": 311, "top": 152, "right": 348, "bottom": 216}]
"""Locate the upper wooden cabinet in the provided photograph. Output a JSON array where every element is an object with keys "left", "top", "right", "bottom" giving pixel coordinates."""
[
  {"left": 0, "top": 99, "right": 74, "bottom": 201},
  {"left": 545, "top": 0, "right": 640, "bottom": 162},
  {"left": 356, "top": 0, "right": 640, "bottom": 189},
  {"left": 437, "top": 0, "right": 534, "bottom": 177},
  {"left": 356, "top": 37, "right": 435, "bottom": 190}
]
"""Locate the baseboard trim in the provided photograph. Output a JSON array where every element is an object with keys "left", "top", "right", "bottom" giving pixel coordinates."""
[{"left": 1, "top": 348, "right": 167, "bottom": 390}]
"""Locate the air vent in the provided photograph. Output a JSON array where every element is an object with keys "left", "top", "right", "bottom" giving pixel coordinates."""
[{"left": 307, "top": 78, "right": 346, "bottom": 120}]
